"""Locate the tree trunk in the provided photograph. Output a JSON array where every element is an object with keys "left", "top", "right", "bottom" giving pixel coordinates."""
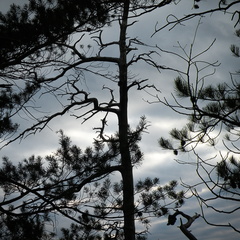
[{"left": 118, "top": 1, "right": 136, "bottom": 240}]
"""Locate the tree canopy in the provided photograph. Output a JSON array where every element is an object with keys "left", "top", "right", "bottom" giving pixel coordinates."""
[
  {"left": 0, "top": 0, "right": 111, "bottom": 140},
  {"left": 0, "top": 0, "right": 111, "bottom": 69},
  {"left": 0, "top": 0, "right": 240, "bottom": 239}
]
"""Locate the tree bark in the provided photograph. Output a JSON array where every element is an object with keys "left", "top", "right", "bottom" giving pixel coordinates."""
[
  {"left": 179, "top": 211, "right": 200, "bottom": 240},
  {"left": 118, "top": 1, "right": 136, "bottom": 240},
  {"left": 168, "top": 210, "right": 200, "bottom": 240}
]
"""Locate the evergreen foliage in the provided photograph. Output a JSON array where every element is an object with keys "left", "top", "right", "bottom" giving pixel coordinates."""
[
  {"left": 0, "top": 130, "right": 184, "bottom": 239},
  {"left": 0, "top": 0, "right": 110, "bottom": 139},
  {"left": 0, "top": 0, "right": 239, "bottom": 239},
  {"left": 0, "top": 0, "right": 109, "bottom": 69},
  {"left": 159, "top": 23, "right": 240, "bottom": 232}
]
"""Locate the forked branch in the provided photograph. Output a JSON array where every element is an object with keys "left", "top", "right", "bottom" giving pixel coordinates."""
[{"left": 167, "top": 209, "right": 200, "bottom": 240}]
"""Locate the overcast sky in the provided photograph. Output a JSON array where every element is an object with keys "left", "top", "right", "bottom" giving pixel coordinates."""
[{"left": 0, "top": 1, "right": 240, "bottom": 239}]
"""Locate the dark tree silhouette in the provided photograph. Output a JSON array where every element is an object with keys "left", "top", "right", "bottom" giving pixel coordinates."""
[
  {"left": 0, "top": 215, "right": 55, "bottom": 240},
  {"left": 1, "top": 0, "right": 240, "bottom": 239},
  {"left": 167, "top": 210, "right": 200, "bottom": 240},
  {"left": 0, "top": 129, "right": 184, "bottom": 239},
  {"left": 159, "top": 18, "right": 240, "bottom": 233},
  {"left": 0, "top": 0, "right": 110, "bottom": 140}
]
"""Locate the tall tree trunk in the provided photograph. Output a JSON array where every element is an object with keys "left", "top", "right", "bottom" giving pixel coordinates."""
[{"left": 118, "top": 1, "right": 136, "bottom": 240}]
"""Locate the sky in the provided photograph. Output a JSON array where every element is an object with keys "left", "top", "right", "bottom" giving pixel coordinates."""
[{"left": 0, "top": 0, "right": 240, "bottom": 239}]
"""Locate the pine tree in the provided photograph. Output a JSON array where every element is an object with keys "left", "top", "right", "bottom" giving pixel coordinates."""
[
  {"left": 159, "top": 24, "right": 240, "bottom": 233},
  {"left": 1, "top": 0, "right": 239, "bottom": 239}
]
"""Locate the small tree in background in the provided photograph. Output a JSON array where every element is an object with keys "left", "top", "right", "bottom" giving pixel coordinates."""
[{"left": 159, "top": 21, "right": 240, "bottom": 233}]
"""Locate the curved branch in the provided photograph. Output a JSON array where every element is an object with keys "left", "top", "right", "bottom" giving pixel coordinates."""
[
  {"left": 167, "top": 209, "right": 200, "bottom": 240},
  {"left": 152, "top": 1, "right": 240, "bottom": 36}
]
